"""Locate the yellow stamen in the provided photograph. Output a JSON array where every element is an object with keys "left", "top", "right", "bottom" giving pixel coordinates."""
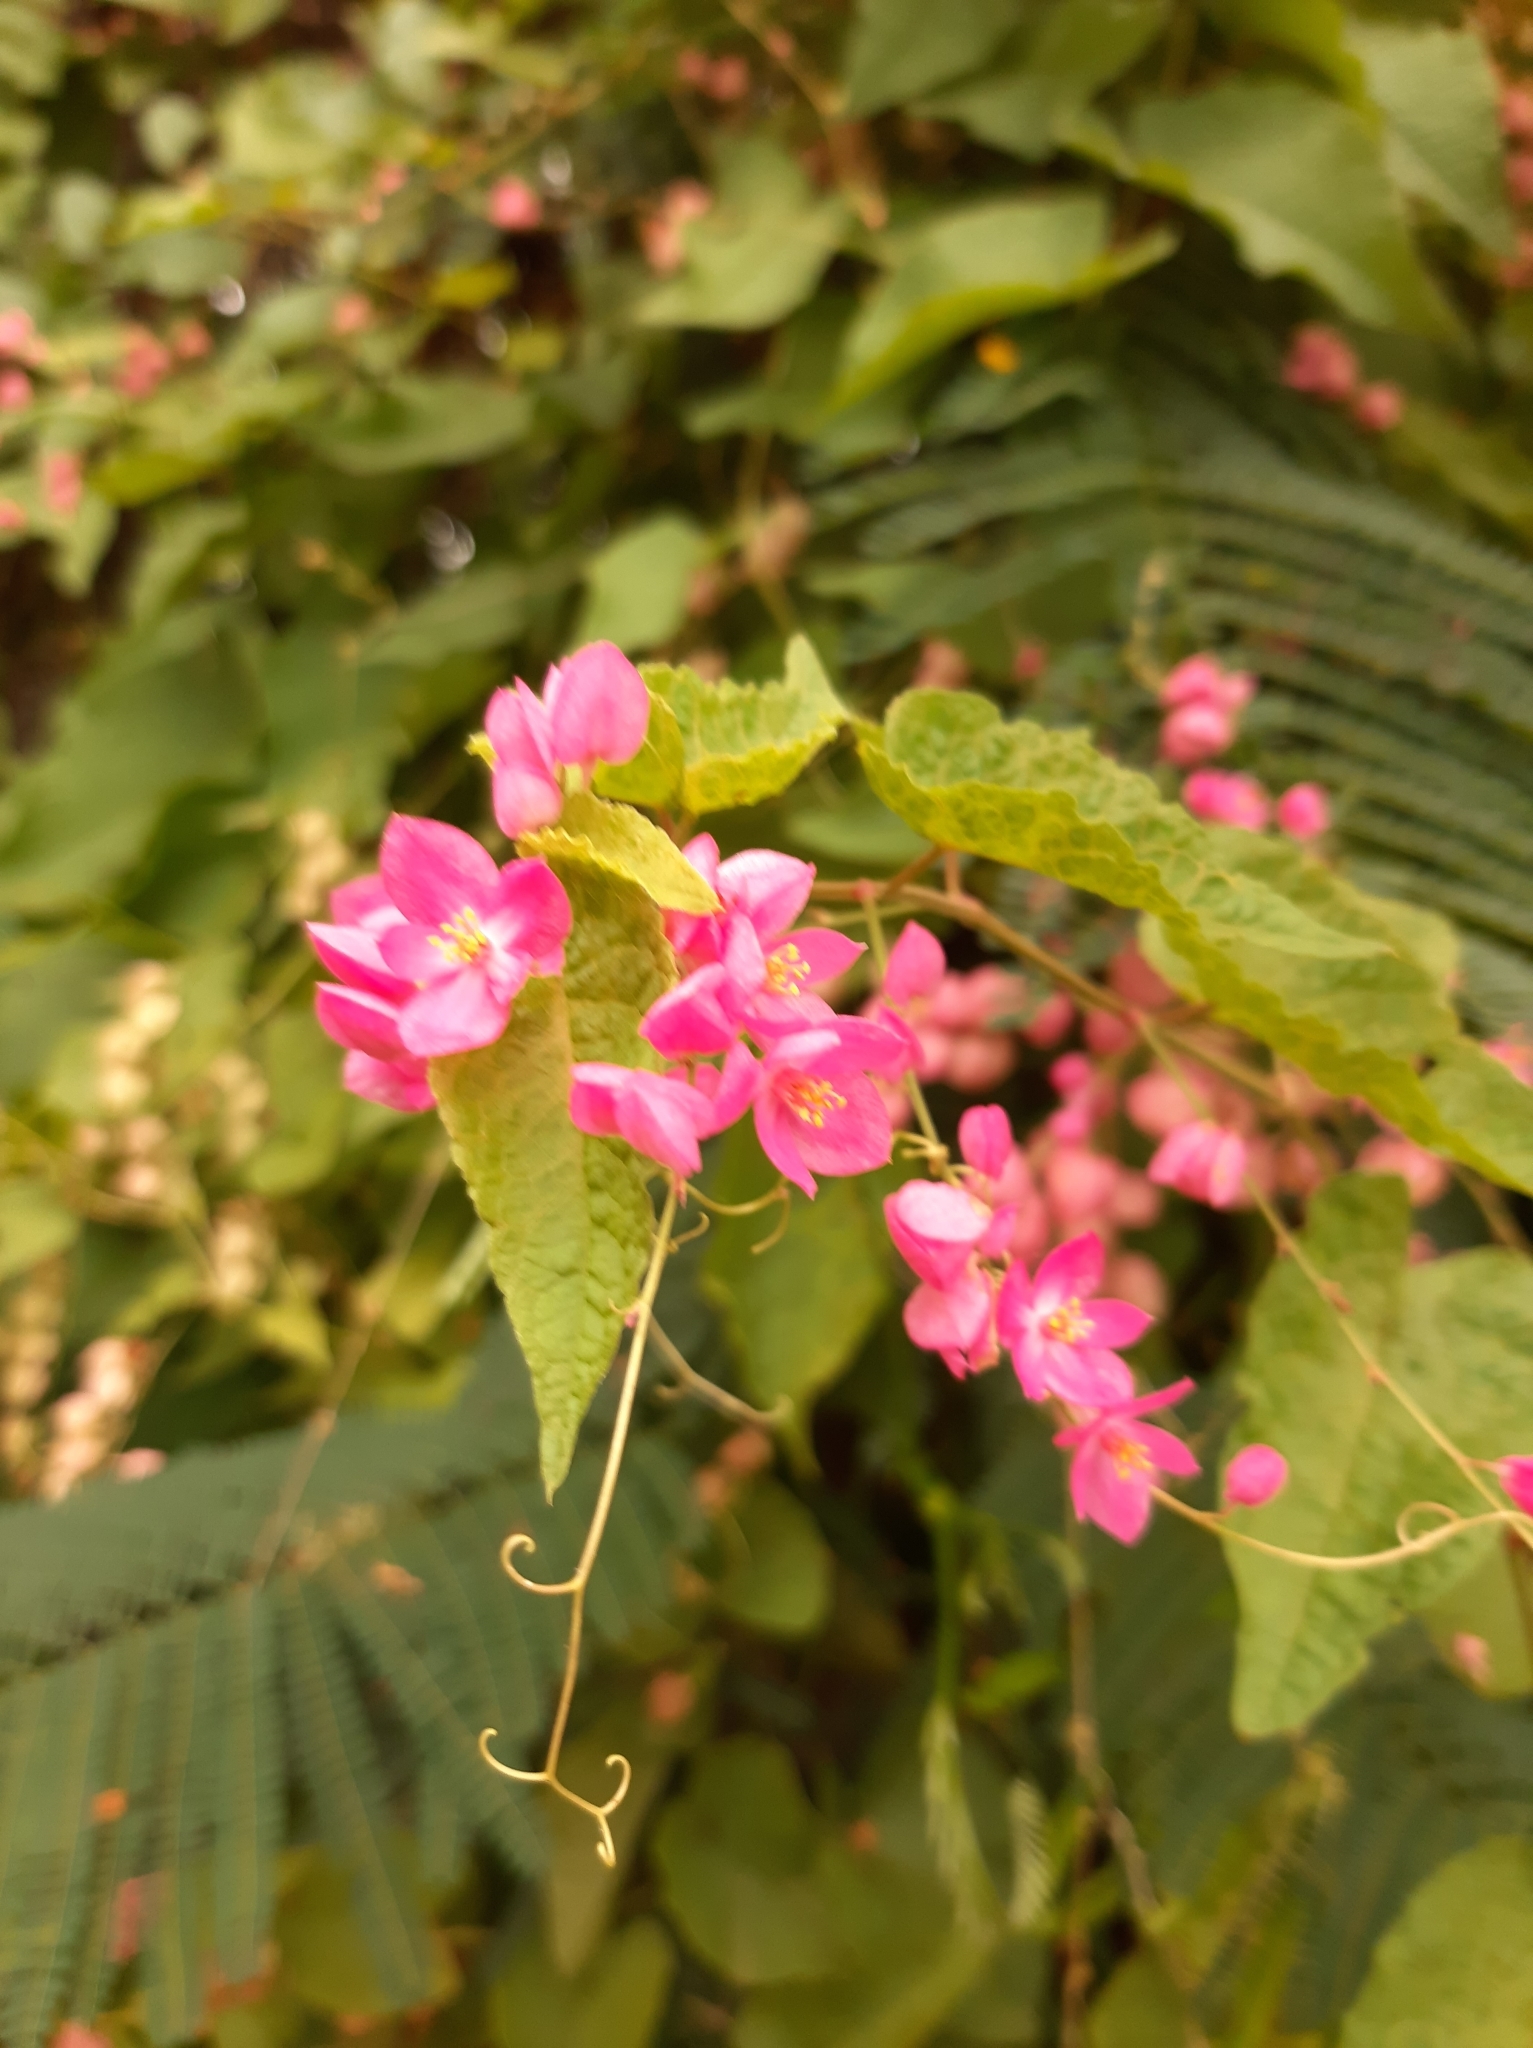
[
  {"left": 764, "top": 942, "right": 813, "bottom": 995},
  {"left": 1105, "top": 1429, "right": 1152, "bottom": 1479},
  {"left": 781, "top": 1076, "right": 846, "bottom": 1128},
  {"left": 1044, "top": 1296, "right": 1092, "bottom": 1345},
  {"left": 429, "top": 905, "right": 490, "bottom": 965},
  {"left": 466, "top": 731, "right": 498, "bottom": 767}
]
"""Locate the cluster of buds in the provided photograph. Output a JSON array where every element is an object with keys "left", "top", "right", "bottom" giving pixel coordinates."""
[
  {"left": 73, "top": 1112, "right": 186, "bottom": 1210},
  {"left": 640, "top": 179, "right": 713, "bottom": 274},
  {"left": 866, "top": 923, "right": 1027, "bottom": 1098},
  {"left": 1280, "top": 322, "right": 1404, "bottom": 434},
  {"left": 675, "top": 44, "right": 750, "bottom": 100},
  {"left": 37, "top": 1336, "right": 157, "bottom": 1501},
  {"left": 278, "top": 808, "right": 351, "bottom": 923},
  {"left": 93, "top": 961, "right": 181, "bottom": 1117},
  {"left": 1156, "top": 653, "right": 1331, "bottom": 843},
  {"left": 0, "top": 1258, "right": 67, "bottom": 1477},
  {"left": 206, "top": 1049, "right": 270, "bottom": 1165},
  {"left": 206, "top": 1198, "right": 274, "bottom": 1314}
]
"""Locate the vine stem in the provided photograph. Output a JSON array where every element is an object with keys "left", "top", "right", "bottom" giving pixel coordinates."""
[
  {"left": 858, "top": 888, "right": 948, "bottom": 1163},
  {"left": 1152, "top": 1490, "right": 1531, "bottom": 1569},
  {"left": 479, "top": 1176, "right": 680, "bottom": 1866}
]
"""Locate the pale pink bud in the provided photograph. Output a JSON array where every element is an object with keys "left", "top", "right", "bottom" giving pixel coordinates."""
[
  {"left": 645, "top": 1669, "right": 697, "bottom": 1725},
  {"left": 1022, "top": 991, "right": 1073, "bottom": 1047},
  {"left": 958, "top": 1102, "right": 1012, "bottom": 1182},
  {"left": 1104, "top": 1250, "right": 1169, "bottom": 1319},
  {"left": 1148, "top": 1120, "right": 1249, "bottom": 1208},
  {"left": 1125, "top": 1069, "right": 1189, "bottom": 1139},
  {"left": 1011, "top": 638, "right": 1046, "bottom": 683},
  {"left": 1160, "top": 699, "right": 1236, "bottom": 765},
  {"left": 487, "top": 176, "right": 543, "bottom": 230},
  {"left": 1083, "top": 1009, "right": 1137, "bottom": 1057},
  {"left": 1497, "top": 1454, "right": 1533, "bottom": 1515},
  {"left": 640, "top": 180, "right": 712, "bottom": 274},
  {"left": 1276, "top": 782, "right": 1330, "bottom": 841},
  {"left": 41, "top": 449, "right": 83, "bottom": 518},
  {"left": 115, "top": 1447, "right": 165, "bottom": 1480},
  {"left": 884, "top": 1179, "right": 990, "bottom": 1288},
  {"left": 330, "top": 292, "right": 372, "bottom": 337},
  {"left": 1160, "top": 655, "right": 1256, "bottom": 717},
  {"left": 1223, "top": 1444, "right": 1288, "bottom": 1508},
  {"left": 0, "top": 368, "right": 31, "bottom": 410},
  {"left": 1452, "top": 1632, "right": 1492, "bottom": 1687},
  {"left": 883, "top": 921, "right": 945, "bottom": 1006},
  {"left": 1182, "top": 769, "right": 1270, "bottom": 833},
  {"left": 1352, "top": 382, "right": 1404, "bottom": 434},
  {"left": 374, "top": 161, "right": 408, "bottom": 197},
  {"left": 1503, "top": 83, "right": 1533, "bottom": 138},
  {"left": 1281, "top": 323, "right": 1359, "bottom": 403},
  {"left": 1356, "top": 1133, "right": 1450, "bottom": 1208},
  {"left": 1509, "top": 151, "right": 1533, "bottom": 204},
  {"left": 1108, "top": 942, "right": 1175, "bottom": 1011},
  {"left": 1108, "top": 1171, "right": 1161, "bottom": 1230},
  {"left": 912, "top": 637, "right": 969, "bottom": 691},
  {"left": 705, "top": 53, "right": 750, "bottom": 100},
  {"left": 1045, "top": 1146, "right": 1118, "bottom": 1228},
  {"left": 115, "top": 328, "right": 171, "bottom": 399},
  {"left": 0, "top": 306, "right": 35, "bottom": 358},
  {"left": 945, "top": 1032, "right": 1018, "bottom": 1093}
]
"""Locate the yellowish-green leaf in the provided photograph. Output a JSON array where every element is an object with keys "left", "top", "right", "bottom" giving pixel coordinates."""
[
  {"left": 592, "top": 693, "right": 686, "bottom": 810},
  {"left": 0, "top": 1178, "right": 77, "bottom": 1285},
  {"left": 429, "top": 864, "right": 672, "bottom": 1494},
  {"left": 646, "top": 636, "right": 847, "bottom": 816},
  {"left": 520, "top": 791, "right": 720, "bottom": 915}
]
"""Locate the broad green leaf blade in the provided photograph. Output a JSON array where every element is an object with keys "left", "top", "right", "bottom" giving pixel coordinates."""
[
  {"left": 833, "top": 195, "right": 1176, "bottom": 406},
  {"left": 1348, "top": 21, "right": 1516, "bottom": 256},
  {"left": 521, "top": 792, "right": 720, "bottom": 914},
  {"left": 648, "top": 636, "right": 848, "bottom": 815},
  {"left": 358, "top": 564, "right": 528, "bottom": 667},
  {"left": 491, "top": 1914, "right": 676, "bottom": 2048},
  {"left": 1229, "top": 1177, "right": 1533, "bottom": 1735},
  {"left": 714, "top": 1481, "right": 834, "bottom": 1640},
  {"left": 841, "top": 0, "right": 1017, "bottom": 116},
  {"left": 1202, "top": 0, "right": 1364, "bottom": 96},
  {"left": 305, "top": 375, "right": 533, "bottom": 474},
  {"left": 593, "top": 694, "right": 686, "bottom": 810},
  {"left": 923, "top": 0, "right": 1169, "bottom": 163},
  {"left": 1338, "top": 1837, "right": 1533, "bottom": 2047},
  {"left": 1127, "top": 79, "right": 1454, "bottom": 335},
  {"left": 639, "top": 140, "right": 849, "bottom": 332},
  {"left": 578, "top": 513, "right": 705, "bottom": 653},
  {"left": 1420, "top": 1042, "right": 1533, "bottom": 1203},
  {"left": 0, "top": 1179, "right": 77, "bottom": 1285},
  {"left": 430, "top": 866, "right": 671, "bottom": 1494}
]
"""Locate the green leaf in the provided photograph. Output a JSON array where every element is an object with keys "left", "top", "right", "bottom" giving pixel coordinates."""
[
  {"left": 1348, "top": 21, "right": 1515, "bottom": 256},
  {"left": 639, "top": 140, "right": 849, "bottom": 332},
  {"left": 0, "top": 1180, "right": 77, "bottom": 1285},
  {"left": 1087, "top": 1951, "right": 1189, "bottom": 2048},
  {"left": 646, "top": 636, "right": 847, "bottom": 815},
  {"left": 243, "top": 1008, "right": 350, "bottom": 1198},
  {"left": 577, "top": 512, "right": 705, "bottom": 653},
  {"left": 306, "top": 376, "right": 533, "bottom": 475},
  {"left": 841, "top": 0, "right": 1017, "bottom": 117},
  {"left": 923, "top": 0, "right": 1169, "bottom": 163},
  {"left": 520, "top": 791, "right": 721, "bottom": 915},
  {"left": 430, "top": 864, "right": 672, "bottom": 1494},
  {"left": 1338, "top": 1837, "right": 1533, "bottom": 2047},
  {"left": 1228, "top": 1177, "right": 1533, "bottom": 1735},
  {"left": 702, "top": 1120, "right": 889, "bottom": 1413},
  {"left": 218, "top": 58, "right": 388, "bottom": 179},
  {"left": 357, "top": 564, "right": 528, "bottom": 667},
  {"left": 1127, "top": 79, "right": 1454, "bottom": 335},
  {"left": 592, "top": 694, "right": 686, "bottom": 809},
  {"left": 714, "top": 1481, "right": 834, "bottom": 1639},
  {"left": 833, "top": 194, "right": 1176, "bottom": 406},
  {"left": 1202, "top": 0, "right": 1364, "bottom": 96},
  {"left": 490, "top": 1918, "right": 675, "bottom": 2048}
]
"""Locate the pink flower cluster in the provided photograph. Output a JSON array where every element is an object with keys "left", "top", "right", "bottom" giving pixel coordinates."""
[
  {"left": 1156, "top": 653, "right": 1330, "bottom": 843},
  {"left": 308, "top": 642, "right": 653, "bottom": 1107},
  {"left": 866, "top": 921, "right": 1026, "bottom": 1096},
  {"left": 1280, "top": 322, "right": 1404, "bottom": 435},
  {"left": 571, "top": 841, "right": 911, "bottom": 1190}
]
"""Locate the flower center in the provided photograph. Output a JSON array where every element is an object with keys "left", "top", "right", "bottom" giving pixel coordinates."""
[
  {"left": 1103, "top": 1428, "right": 1152, "bottom": 1480},
  {"left": 781, "top": 1075, "right": 846, "bottom": 1127},
  {"left": 763, "top": 942, "right": 812, "bottom": 995},
  {"left": 430, "top": 906, "right": 490, "bottom": 965},
  {"left": 466, "top": 731, "right": 498, "bottom": 768},
  {"left": 1044, "top": 1297, "right": 1092, "bottom": 1345}
]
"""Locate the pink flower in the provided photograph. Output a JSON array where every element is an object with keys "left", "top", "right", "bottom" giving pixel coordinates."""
[
  {"left": 958, "top": 1103, "right": 1011, "bottom": 1183},
  {"left": 1160, "top": 700, "right": 1236, "bottom": 766},
  {"left": 1084, "top": 1008, "right": 1137, "bottom": 1058},
  {"left": 1281, "top": 323, "right": 1359, "bottom": 403},
  {"left": 0, "top": 306, "right": 37, "bottom": 359},
  {"left": 1356, "top": 1133, "right": 1450, "bottom": 1208},
  {"left": 1022, "top": 990, "right": 1073, "bottom": 1047},
  {"left": 1044, "top": 1146, "right": 1119, "bottom": 1232},
  {"left": 997, "top": 1231, "right": 1151, "bottom": 1406},
  {"left": 1148, "top": 1120, "right": 1248, "bottom": 1209},
  {"left": 482, "top": 680, "right": 564, "bottom": 835},
  {"left": 488, "top": 176, "right": 543, "bottom": 229},
  {"left": 0, "top": 367, "right": 31, "bottom": 410},
  {"left": 883, "top": 921, "right": 945, "bottom": 1007},
  {"left": 640, "top": 179, "right": 713, "bottom": 274},
  {"left": 115, "top": 327, "right": 172, "bottom": 399},
  {"left": 904, "top": 1266, "right": 998, "bottom": 1377},
  {"left": 1182, "top": 769, "right": 1271, "bottom": 832},
  {"left": 1276, "top": 782, "right": 1330, "bottom": 841},
  {"left": 1159, "top": 655, "right": 1256, "bottom": 715},
  {"left": 343, "top": 1047, "right": 433, "bottom": 1112},
  {"left": 1125, "top": 1069, "right": 1190, "bottom": 1139},
  {"left": 730, "top": 923, "right": 866, "bottom": 1041},
  {"left": 364, "top": 818, "right": 570, "bottom": 1056},
  {"left": 884, "top": 1179, "right": 992, "bottom": 1287},
  {"left": 170, "top": 317, "right": 211, "bottom": 360},
  {"left": 1485, "top": 1032, "right": 1533, "bottom": 1086},
  {"left": 1223, "top": 1443, "right": 1288, "bottom": 1508},
  {"left": 1497, "top": 1455, "right": 1533, "bottom": 1515},
  {"left": 544, "top": 640, "right": 650, "bottom": 775},
  {"left": 569, "top": 1063, "right": 718, "bottom": 1177},
  {"left": 41, "top": 449, "right": 82, "bottom": 518},
  {"left": 0, "top": 497, "right": 25, "bottom": 532},
  {"left": 1352, "top": 381, "right": 1403, "bottom": 434},
  {"left": 754, "top": 1019, "right": 904, "bottom": 1196},
  {"left": 116, "top": 1447, "right": 166, "bottom": 1481},
  {"left": 1055, "top": 1380, "right": 1199, "bottom": 1544}
]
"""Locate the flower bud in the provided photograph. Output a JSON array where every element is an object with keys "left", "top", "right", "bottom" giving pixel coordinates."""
[
  {"left": 1182, "top": 769, "right": 1271, "bottom": 833},
  {"left": 487, "top": 176, "right": 543, "bottom": 230},
  {"left": 1224, "top": 1443, "right": 1289, "bottom": 1508},
  {"left": 1497, "top": 1454, "right": 1533, "bottom": 1515},
  {"left": 912, "top": 638, "right": 969, "bottom": 691},
  {"left": 1352, "top": 382, "right": 1403, "bottom": 435},
  {"left": 1160, "top": 700, "right": 1235, "bottom": 766},
  {"left": 1356, "top": 1134, "right": 1450, "bottom": 1209},
  {"left": 1281, "top": 323, "right": 1359, "bottom": 403},
  {"left": 1276, "top": 782, "right": 1330, "bottom": 841}
]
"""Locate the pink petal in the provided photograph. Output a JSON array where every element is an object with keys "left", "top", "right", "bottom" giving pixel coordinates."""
[
  {"left": 1133, "top": 1421, "right": 1200, "bottom": 1479},
  {"left": 614, "top": 1070, "right": 708, "bottom": 1176},
  {"left": 642, "top": 966, "right": 741, "bottom": 1059},
  {"left": 884, "top": 1179, "right": 990, "bottom": 1287},
  {"left": 812, "top": 1013, "right": 912, "bottom": 1081},
  {"left": 691, "top": 1040, "right": 760, "bottom": 1136},
  {"left": 306, "top": 921, "right": 412, "bottom": 999},
  {"left": 1043, "top": 1344, "right": 1135, "bottom": 1408},
  {"left": 753, "top": 1091, "right": 817, "bottom": 1196},
  {"left": 379, "top": 923, "right": 459, "bottom": 986},
  {"left": 883, "top": 921, "right": 945, "bottom": 1006},
  {"left": 381, "top": 816, "right": 498, "bottom": 928},
  {"left": 486, "top": 857, "right": 572, "bottom": 967},
  {"left": 717, "top": 849, "right": 814, "bottom": 940},
  {"left": 544, "top": 641, "right": 651, "bottom": 768},
  {"left": 788, "top": 1072, "right": 893, "bottom": 1180},
  {"left": 316, "top": 983, "right": 407, "bottom": 1059},
  {"left": 774, "top": 928, "right": 865, "bottom": 986},
  {"left": 1081, "top": 1299, "right": 1154, "bottom": 1350},
  {"left": 569, "top": 1063, "right": 624, "bottom": 1139},
  {"left": 330, "top": 874, "right": 398, "bottom": 927},
  {"left": 1116, "top": 1376, "right": 1197, "bottom": 1422},
  {"left": 1071, "top": 1442, "right": 1153, "bottom": 1544},
  {"left": 485, "top": 679, "right": 557, "bottom": 778},
  {"left": 1034, "top": 1231, "right": 1105, "bottom": 1315},
  {"left": 342, "top": 1049, "right": 434, "bottom": 1112},
  {"left": 398, "top": 969, "right": 508, "bottom": 1056},
  {"left": 903, "top": 1271, "right": 992, "bottom": 1357},
  {"left": 958, "top": 1103, "right": 1012, "bottom": 1182},
  {"left": 492, "top": 762, "right": 565, "bottom": 837}
]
